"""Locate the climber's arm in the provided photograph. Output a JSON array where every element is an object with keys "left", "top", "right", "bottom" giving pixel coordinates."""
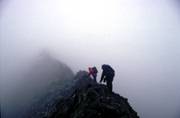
[{"left": 100, "top": 71, "right": 105, "bottom": 83}]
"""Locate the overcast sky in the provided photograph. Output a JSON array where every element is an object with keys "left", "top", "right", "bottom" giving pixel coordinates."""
[{"left": 1, "top": 0, "right": 180, "bottom": 118}]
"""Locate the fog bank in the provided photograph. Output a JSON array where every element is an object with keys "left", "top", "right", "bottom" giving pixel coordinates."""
[{"left": 1, "top": 0, "right": 180, "bottom": 118}]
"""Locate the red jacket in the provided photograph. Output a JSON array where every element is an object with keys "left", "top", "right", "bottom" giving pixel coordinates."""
[{"left": 88, "top": 67, "right": 98, "bottom": 77}]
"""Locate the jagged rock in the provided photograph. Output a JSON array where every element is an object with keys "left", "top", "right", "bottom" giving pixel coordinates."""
[
  {"left": 27, "top": 71, "right": 139, "bottom": 118},
  {"left": 49, "top": 71, "right": 139, "bottom": 118}
]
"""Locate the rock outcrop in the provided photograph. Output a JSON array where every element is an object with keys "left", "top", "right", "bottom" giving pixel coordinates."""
[{"left": 49, "top": 71, "right": 139, "bottom": 118}]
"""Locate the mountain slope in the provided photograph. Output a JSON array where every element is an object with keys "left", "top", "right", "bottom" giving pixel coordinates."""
[
  {"left": 48, "top": 71, "right": 139, "bottom": 118},
  {"left": 3, "top": 52, "right": 74, "bottom": 118}
]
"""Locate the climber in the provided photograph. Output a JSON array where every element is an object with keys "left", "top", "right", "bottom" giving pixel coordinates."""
[
  {"left": 100, "top": 64, "right": 115, "bottom": 92},
  {"left": 88, "top": 66, "right": 98, "bottom": 82}
]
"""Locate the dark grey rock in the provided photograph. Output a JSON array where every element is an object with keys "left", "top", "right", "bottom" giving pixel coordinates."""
[{"left": 49, "top": 71, "right": 139, "bottom": 118}]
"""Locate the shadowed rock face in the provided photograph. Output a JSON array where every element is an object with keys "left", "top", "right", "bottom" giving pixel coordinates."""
[
  {"left": 13, "top": 52, "right": 74, "bottom": 118},
  {"left": 49, "top": 71, "right": 139, "bottom": 118}
]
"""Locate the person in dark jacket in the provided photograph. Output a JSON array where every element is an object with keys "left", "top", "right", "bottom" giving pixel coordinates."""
[{"left": 100, "top": 64, "right": 115, "bottom": 92}]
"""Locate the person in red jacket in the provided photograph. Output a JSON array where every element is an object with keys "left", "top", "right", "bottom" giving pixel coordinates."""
[{"left": 88, "top": 66, "right": 98, "bottom": 82}]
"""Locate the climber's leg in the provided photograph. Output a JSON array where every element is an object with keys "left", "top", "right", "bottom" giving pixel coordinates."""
[{"left": 107, "top": 80, "right": 113, "bottom": 92}]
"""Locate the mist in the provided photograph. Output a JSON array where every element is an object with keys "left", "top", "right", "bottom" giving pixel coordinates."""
[{"left": 1, "top": 0, "right": 180, "bottom": 118}]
